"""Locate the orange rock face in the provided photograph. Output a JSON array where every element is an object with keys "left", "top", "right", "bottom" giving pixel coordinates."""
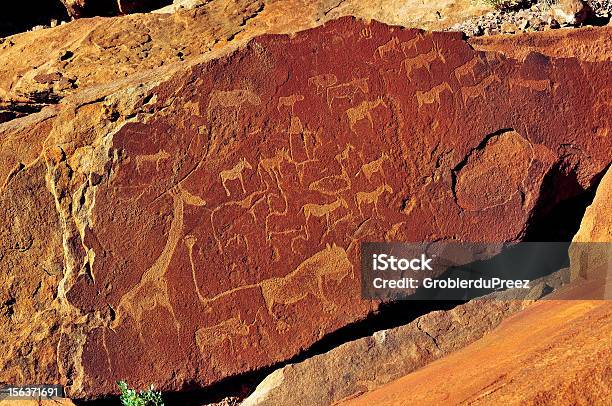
[
  {"left": 1, "top": 17, "right": 611, "bottom": 398},
  {"left": 340, "top": 299, "right": 612, "bottom": 406}
]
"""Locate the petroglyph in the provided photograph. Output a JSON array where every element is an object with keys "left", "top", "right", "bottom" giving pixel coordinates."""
[
  {"left": 359, "top": 26, "right": 373, "bottom": 40},
  {"left": 454, "top": 56, "right": 484, "bottom": 83},
  {"left": 416, "top": 82, "right": 453, "bottom": 109},
  {"left": 346, "top": 98, "right": 388, "bottom": 132},
  {"left": 277, "top": 94, "right": 304, "bottom": 113},
  {"left": 402, "top": 45, "right": 446, "bottom": 79},
  {"left": 509, "top": 77, "right": 552, "bottom": 92},
  {"left": 259, "top": 244, "right": 352, "bottom": 317},
  {"left": 376, "top": 36, "right": 400, "bottom": 59},
  {"left": 357, "top": 152, "right": 389, "bottom": 182},
  {"left": 336, "top": 143, "right": 355, "bottom": 164},
  {"left": 207, "top": 89, "right": 261, "bottom": 119},
  {"left": 461, "top": 73, "right": 501, "bottom": 104},
  {"left": 195, "top": 312, "right": 263, "bottom": 356},
  {"left": 326, "top": 77, "right": 369, "bottom": 110},
  {"left": 308, "top": 73, "right": 338, "bottom": 94},
  {"left": 179, "top": 186, "right": 207, "bottom": 207},
  {"left": 188, "top": 245, "right": 353, "bottom": 323},
  {"left": 220, "top": 158, "right": 252, "bottom": 196},
  {"left": 400, "top": 32, "right": 427, "bottom": 55},
  {"left": 113, "top": 190, "right": 184, "bottom": 337},
  {"left": 134, "top": 150, "right": 171, "bottom": 173},
  {"left": 258, "top": 148, "right": 290, "bottom": 186},
  {"left": 308, "top": 144, "right": 354, "bottom": 195},
  {"left": 356, "top": 183, "right": 393, "bottom": 216},
  {"left": 303, "top": 197, "right": 349, "bottom": 228}
]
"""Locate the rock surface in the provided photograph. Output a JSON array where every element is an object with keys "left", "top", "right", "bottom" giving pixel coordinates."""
[
  {"left": 551, "top": 0, "right": 593, "bottom": 26},
  {"left": 470, "top": 25, "right": 612, "bottom": 61},
  {"left": 242, "top": 271, "right": 567, "bottom": 406},
  {"left": 339, "top": 298, "right": 612, "bottom": 406},
  {"left": 449, "top": 0, "right": 608, "bottom": 37},
  {"left": 0, "top": 15, "right": 611, "bottom": 401},
  {"left": 0, "top": 0, "right": 495, "bottom": 117},
  {"left": 570, "top": 166, "right": 611, "bottom": 297}
]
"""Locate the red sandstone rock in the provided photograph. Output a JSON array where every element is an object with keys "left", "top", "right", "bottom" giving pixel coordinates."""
[{"left": 1, "top": 17, "right": 611, "bottom": 399}]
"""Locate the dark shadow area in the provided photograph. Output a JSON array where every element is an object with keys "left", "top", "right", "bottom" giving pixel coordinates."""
[
  {"left": 522, "top": 162, "right": 608, "bottom": 242},
  {"left": 0, "top": 1, "right": 69, "bottom": 37},
  {"left": 587, "top": 14, "right": 611, "bottom": 26}
]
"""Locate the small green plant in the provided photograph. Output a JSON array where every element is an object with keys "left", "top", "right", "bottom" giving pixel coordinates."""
[{"left": 117, "top": 381, "right": 164, "bottom": 406}]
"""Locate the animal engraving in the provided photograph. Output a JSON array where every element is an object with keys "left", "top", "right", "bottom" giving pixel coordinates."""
[
  {"left": 403, "top": 45, "right": 445, "bottom": 79},
  {"left": 346, "top": 98, "right": 388, "bottom": 132},
  {"left": 356, "top": 184, "right": 393, "bottom": 216},
  {"left": 357, "top": 152, "right": 389, "bottom": 182},
  {"left": 303, "top": 197, "right": 349, "bottom": 228},
  {"left": 135, "top": 150, "right": 171, "bottom": 173},
  {"left": 258, "top": 148, "right": 290, "bottom": 185},
  {"left": 416, "top": 82, "right": 453, "bottom": 108},
  {"left": 376, "top": 37, "right": 400, "bottom": 59},
  {"left": 207, "top": 89, "right": 261, "bottom": 119},
  {"left": 454, "top": 57, "right": 483, "bottom": 83},
  {"left": 326, "top": 77, "right": 369, "bottom": 110},
  {"left": 308, "top": 73, "right": 338, "bottom": 94},
  {"left": 220, "top": 158, "right": 252, "bottom": 196},
  {"left": 401, "top": 33, "right": 426, "bottom": 56},
  {"left": 461, "top": 73, "right": 501, "bottom": 104},
  {"left": 113, "top": 190, "right": 186, "bottom": 338},
  {"left": 277, "top": 94, "right": 304, "bottom": 113},
  {"left": 259, "top": 244, "right": 352, "bottom": 317},
  {"left": 509, "top": 77, "right": 552, "bottom": 92}
]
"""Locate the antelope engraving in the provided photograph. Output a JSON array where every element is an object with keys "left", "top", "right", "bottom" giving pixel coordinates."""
[
  {"left": 346, "top": 98, "right": 388, "bottom": 133},
  {"left": 356, "top": 183, "right": 393, "bottom": 216},
  {"left": 258, "top": 148, "right": 290, "bottom": 185},
  {"left": 416, "top": 82, "right": 453, "bottom": 108},
  {"left": 376, "top": 36, "right": 400, "bottom": 59},
  {"left": 326, "top": 77, "right": 369, "bottom": 110},
  {"left": 303, "top": 197, "right": 349, "bottom": 228},
  {"left": 220, "top": 158, "right": 252, "bottom": 196},
  {"left": 402, "top": 45, "right": 446, "bottom": 79},
  {"left": 461, "top": 73, "right": 501, "bottom": 104},
  {"left": 357, "top": 152, "right": 389, "bottom": 182},
  {"left": 277, "top": 94, "right": 304, "bottom": 113},
  {"left": 308, "top": 73, "right": 338, "bottom": 94},
  {"left": 454, "top": 56, "right": 483, "bottom": 83},
  {"left": 401, "top": 33, "right": 426, "bottom": 56}
]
